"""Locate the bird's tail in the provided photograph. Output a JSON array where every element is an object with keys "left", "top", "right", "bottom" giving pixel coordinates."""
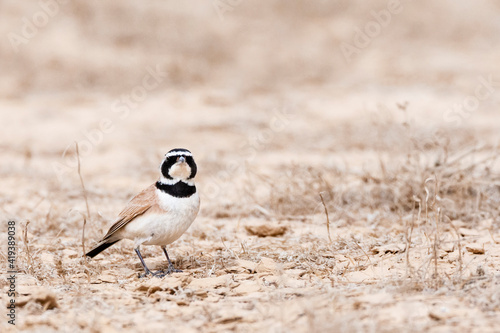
[{"left": 85, "top": 240, "right": 120, "bottom": 258}]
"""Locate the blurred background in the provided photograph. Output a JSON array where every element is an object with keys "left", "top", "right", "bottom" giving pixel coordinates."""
[
  {"left": 1, "top": 0, "right": 499, "bottom": 221},
  {"left": 1, "top": 1, "right": 499, "bottom": 94}
]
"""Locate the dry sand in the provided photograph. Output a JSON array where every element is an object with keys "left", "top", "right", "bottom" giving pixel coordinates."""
[{"left": 1, "top": 1, "right": 500, "bottom": 332}]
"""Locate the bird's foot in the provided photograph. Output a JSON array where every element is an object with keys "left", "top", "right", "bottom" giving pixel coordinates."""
[
  {"left": 138, "top": 269, "right": 166, "bottom": 278},
  {"left": 138, "top": 265, "right": 182, "bottom": 278},
  {"left": 152, "top": 265, "right": 182, "bottom": 276},
  {"left": 165, "top": 265, "right": 183, "bottom": 274},
  {"left": 151, "top": 271, "right": 167, "bottom": 278}
]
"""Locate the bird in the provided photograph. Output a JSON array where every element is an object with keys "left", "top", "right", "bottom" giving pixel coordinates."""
[{"left": 85, "top": 148, "right": 200, "bottom": 278}]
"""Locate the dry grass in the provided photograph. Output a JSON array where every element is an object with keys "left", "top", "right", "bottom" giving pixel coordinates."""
[
  {"left": 2, "top": 117, "right": 500, "bottom": 331},
  {"left": 1, "top": 0, "right": 500, "bottom": 332}
]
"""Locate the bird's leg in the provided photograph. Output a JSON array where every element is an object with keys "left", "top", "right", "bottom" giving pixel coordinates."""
[
  {"left": 135, "top": 247, "right": 165, "bottom": 278},
  {"left": 161, "top": 246, "right": 182, "bottom": 274}
]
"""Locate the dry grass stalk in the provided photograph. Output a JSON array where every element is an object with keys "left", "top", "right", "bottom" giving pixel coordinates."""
[
  {"left": 319, "top": 192, "right": 333, "bottom": 245},
  {"left": 351, "top": 236, "right": 372, "bottom": 266},
  {"left": 75, "top": 142, "right": 90, "bottom": 260},
  {"left": 75, "top": 142, "right": 91, "bottom": 220},
  {"left": 81, "top": 215, "right": 87, "bottom": 263},
  {"left": 22, "top": 220, "right": 34, "bottom": 275},
  {"left": 55, "top": 253, "right": 67, "bottom": 284},
  {"left": 449, "top": 218, "right": 463, "bottom": 283},
  {"left": 432, "top": 208, "right": 440, "bottom": 283},
  {"left": 405, "top": 197, "right": 419, "bottom": 278}
]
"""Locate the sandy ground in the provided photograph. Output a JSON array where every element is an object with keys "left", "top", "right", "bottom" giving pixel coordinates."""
[{"left": 1, "top": 1, "right": 500, "bottom": 332}]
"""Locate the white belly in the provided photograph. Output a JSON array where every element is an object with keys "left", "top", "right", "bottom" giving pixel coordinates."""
[{"left": 120, "top": 190, "right": 200, "bottom": 247}]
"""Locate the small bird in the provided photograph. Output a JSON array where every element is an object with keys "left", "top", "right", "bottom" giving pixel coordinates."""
[{"left": 86, "top": 148, "right": 200, "bottom": 277}]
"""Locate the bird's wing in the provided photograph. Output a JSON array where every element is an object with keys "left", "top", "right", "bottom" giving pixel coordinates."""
[{"left": 101, "top": 184, "right": 162, "bottom": 241}]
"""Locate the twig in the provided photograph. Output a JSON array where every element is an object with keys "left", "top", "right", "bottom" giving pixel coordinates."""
[{"left": 319, "top": 193, "right": 333, "bottom": 245}]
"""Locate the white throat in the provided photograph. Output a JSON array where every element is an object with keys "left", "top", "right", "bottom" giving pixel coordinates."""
[{"left": 159, "top": 176, "right": 195, "bottom": 186}]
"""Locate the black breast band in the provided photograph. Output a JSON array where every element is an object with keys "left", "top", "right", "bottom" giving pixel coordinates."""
[{"left": 156, "top": 181, "right": 196, "bottom": 198}]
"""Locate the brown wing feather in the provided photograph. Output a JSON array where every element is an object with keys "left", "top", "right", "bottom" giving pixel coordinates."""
[{"left": 101, "top": 184, "right": 161, "bottom": 241}]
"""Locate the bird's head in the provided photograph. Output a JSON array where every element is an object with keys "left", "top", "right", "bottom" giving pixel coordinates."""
[{"left": 160, "top": 148, "right": 197, "bottom": 182}]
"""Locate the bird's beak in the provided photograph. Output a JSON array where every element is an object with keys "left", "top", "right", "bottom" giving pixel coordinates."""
[{"left": 179, "top": 156, "right": 186, "bottom": 163}]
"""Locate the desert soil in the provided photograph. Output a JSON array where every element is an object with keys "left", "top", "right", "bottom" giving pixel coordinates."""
[{"left": 1, "top": 1, "right": 500, "bottom": 332}]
